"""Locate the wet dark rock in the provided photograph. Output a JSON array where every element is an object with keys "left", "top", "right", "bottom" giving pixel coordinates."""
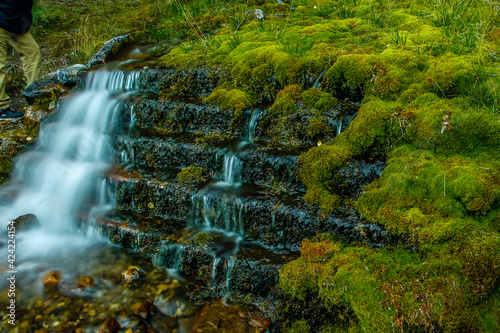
[
  {"left": 110, "top": 169, "right": 389, "bottom": 251},
  {"left": 97, "top": 317, "right": 121, "bottom": 333},
  {"left": 86, "top": 34, "right": 133, "bottom": 68},
  {"left": 229, "top": 247, "right": 286, "bottom": 297},
  {"left": 180, "top": 243, "right": 213, "bottom": 280},
  {"left": 57, "top": 64, "right": 86, "bottom": 85},
  {"left": 191, "top": 301, "right": 270, "bottom": 333},
  {"left": 326, "top": 159, "right": 385, "bottom": 198},
  {"left": 111, "top": 171, "right": 196, "bottom": 220},
  {"left": 137, "top": 67, "right": 228, "bottom": 98},
  {"left": 11, "top": 213, "right": 40, "bottom": 231},
  {"left": 100, "top": 212, "right": 186, "bottom": 258},
  {"left": 132, "top": 301, "right": 158, "bottom": 320},
  {"left": 113, "top": 135, "right": 302, "bottom": 193},
  {"left": 23, "top": 72, "right": 71, "bottom": 105},
  {"left": 125, "top": 99, "right": 234, "bottom": 135}
]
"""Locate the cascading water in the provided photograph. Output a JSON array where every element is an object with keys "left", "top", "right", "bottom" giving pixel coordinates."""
[
  {"left": 164, "top": 109, "right": 263, "bottom": 292},
  {"left": 0, "top": 70, "right": 139, "bottom": 287}
]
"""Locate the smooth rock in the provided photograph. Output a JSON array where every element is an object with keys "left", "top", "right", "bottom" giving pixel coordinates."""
[
  {"left": 191, "top": 301, "right": 270, "bottom": 332},
  {"left": 11, "top": 213, "right": 40, "bottom": 231},
  {"left": 76, "top": 276, "right": 95, "bottom": 288},
  {"left": 121, "top": 266, "right": 140, "bottom": 283},
  {"left": 43, "top": 271, "right": 61, "bottom": 288},
  {"left": 97, "top": 317, "right": 121, "bottom": 333},
  {"left": 132, "top": 301, "right": 158, "bottom": 320}
]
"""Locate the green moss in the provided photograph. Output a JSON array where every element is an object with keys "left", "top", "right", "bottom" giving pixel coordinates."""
[
  {"left": 323, "top": 53, "right": 373, "bottom": 101},
  {"left": 301, "top": 88, "right": 339, "bottom": 112},
  {"left": 289, "top": 320, "right": 311, "bottom": 333},
  {"left": 279, "top": 257, "right": 321, "bottom": 301},
  {"left": 307, "top": 116, "right": 332, "bottom": 139},
  {"left": 425, "top": 55, "right": 476, "bottom": 98},
  {"left": 268, "top": 84, "right": 302, "bottom": 117},
  {"left": 192, "top": 232, "right": 214, "bottom": 247},
  {"left": 204, "top": 82, "right": 252, "bottom": 120},
  {"left": 177, "top": 166, "right": 204, "bottom": 184}
]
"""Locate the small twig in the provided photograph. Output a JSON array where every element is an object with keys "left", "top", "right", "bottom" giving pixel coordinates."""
[{"left": 476, "top": 230, "right": 500, "bottom": 239}]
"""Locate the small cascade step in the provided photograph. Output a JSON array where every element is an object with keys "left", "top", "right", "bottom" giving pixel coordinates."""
[
  {"left": 109, "top": 167, "right": 390, "bottom": 251},
  {"left": 122, "top": 99, "right": 235, "bottom": 135},
  {"left": 137, "top": 67, "right": 223, "bottom": 98},
  {"left": 100, "top": 210, "right": 187, "bottom": 252},
  {"left": 227, "top": 243, "right": 299, "bottom": 297},
  {"left": 109, "top": 167, "right": 203, "bottom": 221},
  {"left": 113, "top": 133, "right": 304, "bottom": 193}
]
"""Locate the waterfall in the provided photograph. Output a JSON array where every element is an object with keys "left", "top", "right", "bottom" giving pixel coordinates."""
[
  {"left": 247, "top": 109, "right": 261, "bottom": 142},
  {"left": 0, "top": 70, "right": 138, "bottom": 262},
  {"left": 223, "top": 154, "right": 242, "bottom": 185},
  {"left": 312, "top": 70, "right": 327, "bottom": 89}
]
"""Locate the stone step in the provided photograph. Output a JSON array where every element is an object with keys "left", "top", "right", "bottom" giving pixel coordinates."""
[
  {"left": 108, "top": 168, "right": 390, "bottom": 251},
  {"left": 112, "top": 132, "right": 305, "bottom": 193},
  {"left": 98, "top": 212, "right": 291, "bottom": 298},
  {"left": 109, "top": 167, "right": 202, "bottom": 221},
  {"left": 137, "top": 67, "right": 224, "bottom": 99},
  {"left": 122, "top": 98, "right": 235, "bottom": 136}
]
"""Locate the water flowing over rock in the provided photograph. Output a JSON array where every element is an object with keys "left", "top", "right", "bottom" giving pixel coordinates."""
[{"left": 11, "top": 213, "right": 39, "bottom": 231}]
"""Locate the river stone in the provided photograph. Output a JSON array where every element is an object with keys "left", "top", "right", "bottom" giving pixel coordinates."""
[
  {"left": 121, "top": 266, "right": 140, "bottom": 283},
  {"left": 97, "top": 317, "right": 120, "bottom": 333},
  {"left": 43, "top": 271, "right": 61, "bottom": 288},
  {"left": 191, "top": 301, "right": 270, "bottom": 333},
  {"left": 132, "top": 301, "right": 158, "bottom": 320},
  {"left": 76, "top": 275, "right": 95, "bottom": 288},
  {"left": 12, "top": 213, "right": 40, "bottom": 231},
  {"left": 23, "top": 72, "right": 71, "bottom": 105},
  {"left": 86, "top": 34, "right": 133, "bottom": 68},
  {"left": 57, "top": 64, "right": 86, "bottom": 85}
]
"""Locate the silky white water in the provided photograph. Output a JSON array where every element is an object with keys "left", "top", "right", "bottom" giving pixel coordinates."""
[{"left": 0, "top": 70, "right": 139, "bottom": 286}]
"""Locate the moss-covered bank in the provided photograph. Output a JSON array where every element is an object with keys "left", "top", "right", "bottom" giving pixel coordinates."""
[{"left": 151, "top": 0, "right": 500, "bottom": 331}]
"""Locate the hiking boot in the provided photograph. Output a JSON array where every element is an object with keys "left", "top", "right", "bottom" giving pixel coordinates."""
[{"left": 0, "top": 107, "right": 24, "bottom": 121}]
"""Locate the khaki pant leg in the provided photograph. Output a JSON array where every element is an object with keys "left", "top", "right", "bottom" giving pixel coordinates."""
[
  {"left": 8, "top": 31, "right": 41, "bottom": 85},
  {"left": 0, "top": 28, "right": 11, "bottom": 109}
]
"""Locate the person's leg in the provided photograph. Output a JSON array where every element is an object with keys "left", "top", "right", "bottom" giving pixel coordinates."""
[
  {"left": 8, "top": 31, "right": 41, "bottom": 85},
  {"left": 0, "top": 28, "right": 12, "bottom": 109}
]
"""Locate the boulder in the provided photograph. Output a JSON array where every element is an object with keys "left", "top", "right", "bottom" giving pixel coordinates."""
[
  {"left": 23, "top": 72, "right": 69, "bottom": 105},
  {"left": 86, "top": 34, "right": 133, "bottom": 68},
  {"left": 12, "top": 213, "right": 40, "bottom": 231},
  {"left": 57, "top": 64, "right": 86, "bottom": 85}
]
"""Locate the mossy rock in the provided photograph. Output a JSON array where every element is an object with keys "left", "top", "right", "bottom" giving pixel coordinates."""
[
  {"left": 204, "top": 82, "right": 252, "bottom": 121},
  {"left": 323, "top": 53, "right": 374, "bottom": 101},
  {"left": 177, "top": 166, "right": 204, "bottom": 184}
]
